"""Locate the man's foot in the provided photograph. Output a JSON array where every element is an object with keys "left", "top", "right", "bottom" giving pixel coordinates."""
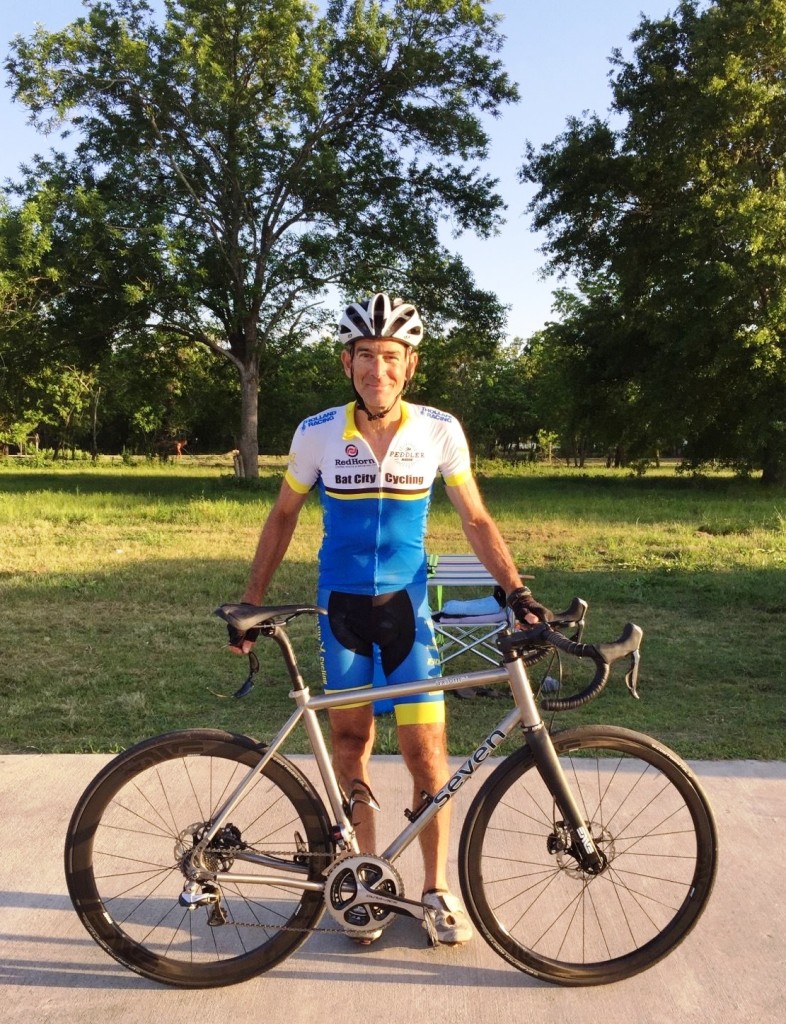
[{"left": 421, "top": 889, "right": 473, "bottom": 944}]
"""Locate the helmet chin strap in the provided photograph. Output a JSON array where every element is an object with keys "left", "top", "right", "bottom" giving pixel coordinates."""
[{"left": 354, "top": 387, "right": 402, "bottom": 421}]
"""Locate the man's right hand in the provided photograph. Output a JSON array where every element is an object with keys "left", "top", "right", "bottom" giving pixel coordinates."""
[{"left": 227, "top": 623, "right": 260, "bottom": 654}]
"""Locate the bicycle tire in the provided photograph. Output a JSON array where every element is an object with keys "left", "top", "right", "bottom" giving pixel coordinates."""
[
  {"left": 459, "top": 725, "right": 717, "bottom": 986},
  {"left": 65, "top": 729, "right": 333, "bottom": 987}
]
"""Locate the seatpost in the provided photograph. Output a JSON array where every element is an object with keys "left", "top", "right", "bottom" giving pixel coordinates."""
[
  {"left": 269, "top": 625, "right": 307, "bottom": 690},
  {"left": 269, "top": 623, "right": 357, "bottom": 850}
]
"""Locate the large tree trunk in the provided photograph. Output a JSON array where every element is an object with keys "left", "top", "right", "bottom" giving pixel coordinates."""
[
  {"left": 236, "top": 361, "right": 260, "bottom": 480},
  {"left": 762, "top": 444, "right": 786, "bottom": 485}
]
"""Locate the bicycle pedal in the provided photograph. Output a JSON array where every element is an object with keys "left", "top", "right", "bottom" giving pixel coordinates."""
[{"left": 422, "top": 908, "right": 439, "bottom": 948}]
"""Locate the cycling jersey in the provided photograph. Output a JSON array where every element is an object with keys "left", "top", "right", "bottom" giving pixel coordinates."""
[{"left": 284, "top": 401, "right": 472, "bottom": 595}]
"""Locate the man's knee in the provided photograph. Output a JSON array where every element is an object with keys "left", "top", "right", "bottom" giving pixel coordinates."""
[
  {"left": 397, "top": 722, "right": 448, "bottom": 785},
  {"left": 329, "top": 707, "right": 374, "bottom": 767}
]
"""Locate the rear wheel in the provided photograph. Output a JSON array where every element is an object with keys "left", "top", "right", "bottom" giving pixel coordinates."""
[
  {"left": 459, "top": 725, "right": 717, "bottom": 985},
  {"left": 65, "top": 729, "right": 332, "bottom": 987}
]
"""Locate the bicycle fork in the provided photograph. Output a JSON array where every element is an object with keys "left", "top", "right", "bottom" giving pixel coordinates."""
[{"left": 507, "top": 654, "right": 607, "bottom": 875}]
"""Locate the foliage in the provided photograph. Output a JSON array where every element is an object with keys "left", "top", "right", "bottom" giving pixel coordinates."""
[
  {"left": 5, "top": 0, "right": 518, "bottom": 475},
  {"left": 99, "top": 333, "right": 240, "bottom": 455},
  {"left": 257, "top": 335, "right": 348, "bottom": 453},
  {"left": 521, "top": 0, "right": 786, "bottom": 483}
]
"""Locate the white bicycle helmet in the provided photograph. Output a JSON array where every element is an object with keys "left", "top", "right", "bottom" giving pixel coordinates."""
[{"left": 338, "top": 293, "right": 423, "bottom": 347}]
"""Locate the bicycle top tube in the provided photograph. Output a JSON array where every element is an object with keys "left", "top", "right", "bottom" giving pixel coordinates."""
[
  {"left": 215, "top": 598, "right": 644, "bottom": 715},
  {"left": 305, "top": 664, "right": 509, "bottom": 713}
]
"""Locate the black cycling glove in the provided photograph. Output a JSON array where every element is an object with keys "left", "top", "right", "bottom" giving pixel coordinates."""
[
  {"left": 227, "top": 623, "right": 260, "bottom": 650},
  {"left": 507, "top": 586, "right": 552, "bottom": 625}
]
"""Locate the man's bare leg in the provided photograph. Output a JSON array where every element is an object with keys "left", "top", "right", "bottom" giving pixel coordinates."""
[
  {"left": 397, "top": 721, "right": 451, "bottom": 893},
  {"left": 328, "top": 704, "right": 377, "bottom": 853}
]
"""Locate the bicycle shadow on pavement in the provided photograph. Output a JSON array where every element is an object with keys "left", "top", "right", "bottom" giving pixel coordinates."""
[{"left": 0, "top": 887, "right": 534, "bottom": 992}]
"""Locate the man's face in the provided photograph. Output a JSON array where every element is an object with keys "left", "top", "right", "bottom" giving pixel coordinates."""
[{"left": 342, "top": 338, "right": 417, "bottom": 413}]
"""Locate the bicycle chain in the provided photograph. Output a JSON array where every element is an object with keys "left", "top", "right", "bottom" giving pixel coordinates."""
[
  {"left": 202, "top": 846, "right": 399, "bottom": 937},
  {"left": 201, "top": 845, "right": 347, "bottom": 934}
]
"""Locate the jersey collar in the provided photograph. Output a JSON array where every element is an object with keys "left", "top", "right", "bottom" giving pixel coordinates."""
[{"left": 342, "top": 401, "right": 411, "bottom": 440}]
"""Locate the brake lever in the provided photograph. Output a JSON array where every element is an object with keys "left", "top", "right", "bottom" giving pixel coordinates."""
[{"left": 625, "top": 648, "right": 641, "bottom": 700}]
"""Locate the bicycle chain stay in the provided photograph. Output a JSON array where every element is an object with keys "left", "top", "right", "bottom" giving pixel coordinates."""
[
  {"left": 195, "top": 843, "right": 341, "bottom": 934},
  {"left": 198, "top": 846, "right": 415, "bottom": 937}
]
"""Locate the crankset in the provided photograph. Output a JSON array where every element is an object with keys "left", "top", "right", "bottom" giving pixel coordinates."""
[{"left": 324, "top": 853, "right": 437, "bottom": 940}]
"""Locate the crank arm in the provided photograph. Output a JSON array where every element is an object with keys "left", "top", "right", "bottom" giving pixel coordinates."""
[{"left": 352, "top": 884, "right": 427, "bottom": 921}]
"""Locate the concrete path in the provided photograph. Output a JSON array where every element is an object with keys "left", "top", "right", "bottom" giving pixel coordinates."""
[{"left": 2, "top": 753, "right": 784, "bottom": 1024}]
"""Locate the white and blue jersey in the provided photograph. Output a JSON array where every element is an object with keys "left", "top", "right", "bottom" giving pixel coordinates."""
[
  {"left": 284, "top": 401, "right": 472, "bottom": 595},
  {"left": 285, "top": 400, "right": 473, "bottom": 725}
]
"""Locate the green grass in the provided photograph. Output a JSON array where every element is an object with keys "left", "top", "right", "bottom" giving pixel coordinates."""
[{"left": 1, "top": 456, "right": 784, "bottom": 759}]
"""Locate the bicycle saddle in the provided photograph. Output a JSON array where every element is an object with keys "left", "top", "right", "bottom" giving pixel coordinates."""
[{"left": 215, "top": 602, "right": 324, "bottom": 630}]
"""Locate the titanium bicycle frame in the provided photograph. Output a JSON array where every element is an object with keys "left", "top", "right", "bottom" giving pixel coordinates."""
[{"left": 192, "top": 626, "right": 605, "bottom": 896}]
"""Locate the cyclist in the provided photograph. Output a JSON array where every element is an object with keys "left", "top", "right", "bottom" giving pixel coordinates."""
[{"left": 229, "top": 292, "right": 549, "bottom": 945}]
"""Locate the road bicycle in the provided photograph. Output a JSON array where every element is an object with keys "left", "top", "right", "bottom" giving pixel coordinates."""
[{"left": 64, "top": 597, "right": 717, "bottom": 989}]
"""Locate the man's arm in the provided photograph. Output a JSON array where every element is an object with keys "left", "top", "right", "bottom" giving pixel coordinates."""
[
  {"left": 444, "top": 476, "right": 548, "bottom": 623},
  {"left": 228, "top": 480, "right": 310, "bottom": 652},
  {"left": 444, "top": 476, "right": 525, "bottom": 592},
  {"left": 242, "top": 480, "right": 310, "bottom": 604}
]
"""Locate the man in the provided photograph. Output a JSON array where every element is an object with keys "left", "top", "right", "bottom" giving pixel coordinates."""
[{"left": 229, "top": 293, "right": 549, "bottom": 945}]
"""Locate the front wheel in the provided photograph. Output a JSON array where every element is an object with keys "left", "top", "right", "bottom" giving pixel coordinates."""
[
  {"left": 65, "top": 729, "right": 333, "bottom": 987},
  {"left": 459, "top": 725, "right": 718, "bottom": 986}
]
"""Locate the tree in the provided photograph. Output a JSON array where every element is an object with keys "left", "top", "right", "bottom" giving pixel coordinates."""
[
  {"left": 100, "top": 332, "right": 239, "bottom": 455},
  {"left": 0, "top": 195, "right": 48, "bottom": 437},
  {"left": 0, "top": 168, "right": 145, "bottom": 451},
  {"left": 6, "top": 0, "right": 517, "bottom": 476},
  {"left": 0, "top": 190, "right": 72, "bottom": 449},
  {"left": 521, "top": 0, "right": 786, "bottom": 483},
  {"left": 415, "top": 328, "right": 538, "bottom": 457}
]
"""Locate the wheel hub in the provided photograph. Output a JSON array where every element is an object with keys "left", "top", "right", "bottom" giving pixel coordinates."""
[
  {"left": 549, "top": 821, "right": 615, "bottom": 879},
  {"left": 175, "top": 821, "right": 246, "bottom": 877}
]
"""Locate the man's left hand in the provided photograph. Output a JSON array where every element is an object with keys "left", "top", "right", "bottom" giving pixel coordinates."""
[{"left": 507, "top": 587, "right": 552, "bottom": 625}]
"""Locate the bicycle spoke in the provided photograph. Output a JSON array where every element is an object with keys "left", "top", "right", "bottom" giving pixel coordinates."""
[
  {"left": 460, "top": 726, "right": 717, "bottom": 984},
  {"left": 65, "top": 730, "right": 331, "bottom": 986}
]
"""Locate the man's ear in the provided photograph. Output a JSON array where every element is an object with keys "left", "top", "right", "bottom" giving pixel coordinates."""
[
  {"left": 405, "top": 350, "right": 419, "bottom": 383},
  {"left": 340, "top": 348, "right": 353, "bottom": 378}
]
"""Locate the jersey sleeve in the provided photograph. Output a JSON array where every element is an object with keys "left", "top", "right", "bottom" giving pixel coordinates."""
[
  {"left": 283, "top": 421, "right": 320, "bottom": 494},
  {"left": 439, "top": 415, "right": 473, "bottom": 487}
]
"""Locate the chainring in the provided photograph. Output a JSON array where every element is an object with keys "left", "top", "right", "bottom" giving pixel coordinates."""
[{"left": 324, "top": 853, "right": 404, "bottom": 937}]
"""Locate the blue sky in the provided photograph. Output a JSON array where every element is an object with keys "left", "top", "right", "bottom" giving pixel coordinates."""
[{"left": 1, "top": 0, "right": 676, "bottom": 340}]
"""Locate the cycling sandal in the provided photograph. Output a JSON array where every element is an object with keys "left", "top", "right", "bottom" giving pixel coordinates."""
[{"left": 421, "top": 889, "right": 473, "bottom": 944}]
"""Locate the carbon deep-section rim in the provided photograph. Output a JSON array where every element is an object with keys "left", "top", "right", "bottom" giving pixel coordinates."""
[
  {"left": 459, "top": 725, "right": 717, "bottom": 985},
  {"left": 64, "top": 729, "right": 332, "bottom": 987}
]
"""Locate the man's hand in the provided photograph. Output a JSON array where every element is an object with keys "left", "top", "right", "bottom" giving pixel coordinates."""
[
  {"left": 227, "top": 623, "right": 260, "bottom": 654},
  {"left": 507, "top": 586, "right": 552, "bottom": 626}
]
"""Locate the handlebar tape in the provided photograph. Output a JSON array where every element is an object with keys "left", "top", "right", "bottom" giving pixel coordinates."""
[{"left": 501, "top": 621, "right": 643, "bottom": 712}]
